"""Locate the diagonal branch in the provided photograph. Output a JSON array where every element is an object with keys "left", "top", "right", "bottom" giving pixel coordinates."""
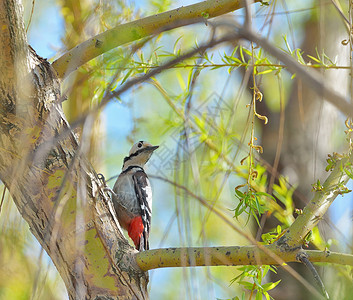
[
  {"left": 297, "top": 252, "right": 330, "bottom": 300},
  {"left": 273, "top": 155, "right": 352, "bottom": 250},
  {"left": 51, "top": 0, "right": 261, "bottom": 78}
]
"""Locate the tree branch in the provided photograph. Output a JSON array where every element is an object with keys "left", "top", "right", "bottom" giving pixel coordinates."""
[
  {"left": 135, "top": 246, "right": 353, "bottom": 271},
  {"left": 273, "top": 155, "right": 351, "bottom": 250},
  {"left": 306, "top": 250, "right": 353, "bottom": 266},
  {"left": 51, "top": 0, "right": 261, "bottom": 78},
  {"left": 297, "top": 252, "right": 330, "bottom": 300}
]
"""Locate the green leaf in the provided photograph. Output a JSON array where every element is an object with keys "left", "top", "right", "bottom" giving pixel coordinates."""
[
  {"left": 238, "top": 281, "right": 255, "bottom": 289},
  {"left": 239, "top": 47, "right": 245, "bottom": 62},
  {"left": 173, "top": 36, "right": 183, "bottom": 54},
  {"left": 235, "top": 189, "right": 245, "bottom": 199},
  {"left": 186, "top": 67, "right": 194, "bottom": 90},
  {"left": 307, "top": 55, "right": 321, "bottom": 63},
  {"left": 255, "top": 291, "right": 263, "bottom": 300},
  {"left": 344, "top": 166, "right": 353, "bottom": 179},
  {"left": 231, "top": 46, "right": 239, "bottom": 57},
  {"left": 254, "top": 195, "right": 262, "bottom": 213},
  {"left": 283, "top": 35, "right": 292, "bottom": 54},
  {"left": 256, "top": 191, "right": 276, "bottom": 202},
  {"left": 262, "top": 280, "right": 281, "bottom": 291},
  {"left": 252, "top": 211, "right": 261, "bottom": 227},
  {"left": 257, "top": 69, "right": 273, "bottom": 75},
  {"left": 262, "top": 265, "right": 270, "bottom": 278},
  {"left": 242, "top": 47, "right": 252, "bottom": 56},
  {"left": 228, "top": 56, "right": 243, "bottom": 64},
  {"left": 120, "top": 69, "right": 134, "bottom": 85}
]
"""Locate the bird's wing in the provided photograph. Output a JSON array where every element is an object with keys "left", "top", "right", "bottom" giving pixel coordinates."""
[{"left": 132, "top": 170, "right": 152, "bottom": 250}]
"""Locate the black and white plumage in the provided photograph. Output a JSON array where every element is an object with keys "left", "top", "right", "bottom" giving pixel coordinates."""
[{"left": 112, "top": 141, "right": 158, "bottom": 251}]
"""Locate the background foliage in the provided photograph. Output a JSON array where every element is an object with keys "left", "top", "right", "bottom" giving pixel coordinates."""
[{"left": 1, "top": 0, "right": 352, "bottom": 299}]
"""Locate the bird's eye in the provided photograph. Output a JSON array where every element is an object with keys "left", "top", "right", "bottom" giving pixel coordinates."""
[{"left": 138, "top": 142, "right": 143, "bottom": 148}]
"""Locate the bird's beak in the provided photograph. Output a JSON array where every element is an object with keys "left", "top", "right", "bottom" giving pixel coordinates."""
[{"left": 147, "top": 145, "right": 159, "bottom": 152}]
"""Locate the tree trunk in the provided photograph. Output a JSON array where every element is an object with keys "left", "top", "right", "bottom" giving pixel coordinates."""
[{"left": 0, "top": 1, "right": 148, "bottom": 299}]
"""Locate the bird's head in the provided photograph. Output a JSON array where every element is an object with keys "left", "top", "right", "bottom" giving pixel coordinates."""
[{"left": 123, "top": 141, "right": 159, "bottom": 169}]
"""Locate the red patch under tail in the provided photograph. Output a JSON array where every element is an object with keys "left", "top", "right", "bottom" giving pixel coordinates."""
[{"left": 128, "top": 216, "right": 144, "bottom": 250}]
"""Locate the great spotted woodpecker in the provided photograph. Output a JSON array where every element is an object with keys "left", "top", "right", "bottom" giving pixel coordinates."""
[{"left": 112, "top": 141, "right": 158, "bottom": 251}]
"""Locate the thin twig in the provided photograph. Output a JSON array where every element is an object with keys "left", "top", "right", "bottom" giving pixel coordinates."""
[
  {"left": 330, "top": 0, "right": 350, "bottom": 29},
  {"left": 0, "top": 185, "right": 6, "bottom": 215},
  {"left": 26, "top": 0, "right": 35, "bottom": 33}
]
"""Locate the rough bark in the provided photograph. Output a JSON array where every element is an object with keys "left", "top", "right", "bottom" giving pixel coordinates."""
[{"left": 0, "top": 1, "right": 147, "bottom": 299}]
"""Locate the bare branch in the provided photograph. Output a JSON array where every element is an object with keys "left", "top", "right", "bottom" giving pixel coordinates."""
[
  {"left": 136, "top": 245, "right": 289, "bottom": 271},
  {"left": 135, "top": 247, "right": 353, "bottom": 271},
  {"left": 135, "top": 245, "right": 352, "bottom": 300},
  {"left": 306, "top": 250, "right": 353, "bottom": 266}
]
